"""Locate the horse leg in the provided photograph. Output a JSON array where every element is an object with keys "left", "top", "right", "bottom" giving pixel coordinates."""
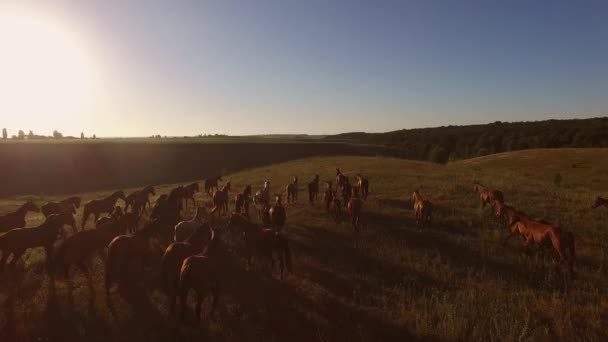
[
  {"left": 8, "top": 249, "right": 25, "bottom": 269},
  {"left": 502, "top": 232, "right": 517, "bottom": 246},
  {"left": 0, "top": 251, "right": 9, "bottom": 274},
  {"left": 209, "top": 282, "right": 220, "bottom": 318},
  {"left": 78, "top": 262, "right": 95, "bottom": 299}
]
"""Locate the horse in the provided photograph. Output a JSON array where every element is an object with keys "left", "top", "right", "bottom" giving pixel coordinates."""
[
  {"left": 41, "top": 196, "right": 81, "bottom": 217},
  {"left": 269, "top": 195, "right": 287, "bottom": 231},
  {"left": 341, "top": 178, "right": 352, "bottom": 204},
  {"left": 412, "top": 190, "right": 432, "bottom": 231},
  {"left": 235, "top": 185, "right": 252, "bottom": 217},
  {"left": 473, "top": 183, "right": 504, "bottom": 209},
  {"left": 105, "top": 220, "right": 163, "bottom": 295},
  {"left": 155, "top": 186, "right": 187, "bottom": 225},
  {"left": 204, "top": 176, "right": 222, "bottom": 197},
  {"left": 226, "top": 213, "right": 292, "bottom": 279},
  {"left": 348, "top": 187, "right": 363, "bottom": 236},
  {"left": 356, "top": 174, "right": 370, "bottom": 200},
  {"left": 174, "top": 206, "right": 210, "bottom": 242},
  {"left": 81, "top": 190, "right": 126, "bottom": 230},
  {"left": 53, "top": 207, "right": 131, "bottom": 283},
  {"left": 0, "top": 212, "right": 76, "bottom": 273},
  {"left": 95, "top": 206, "right": 125, "bottom": 228},
  {"left": 323, "top": 181, "right": 334, "bottom": 213},
  {"left": 592, "top": 196, "right": 608, "bottom": 209},
  {"left": 211, "top": 182, "right": 231, "bottom": 216},
  {"left": 151, "top": 194, "right": 169, "bottom": 220},
  {"left": 336, "top": 168, "right": 348, "bottom": 190},
  {"left": 508, "top": 212, "right": 576, "bottom": 274},
  {"left": 0, "top": 200, "right": 40, "bottom": 233},
  {"left": 286, "top": 177, "right": 298, "bottom": 204},
  {"left": 161, "top": 223, "right": 213, "bottom": 314},
  {"left": 125, "top": 186, "right": 155, "bottom": 213},
  {"left": 183, "top": 182, "right": 200, "bottom": 209},
  {"left": 308, "top": 174, "right": 320, "bottom": 205},
  {"left": 178, "top": 227, "right": 225, "bottom": 323},
  {"left": 329, "top": 191, "right": 342, "bottom": 224}
]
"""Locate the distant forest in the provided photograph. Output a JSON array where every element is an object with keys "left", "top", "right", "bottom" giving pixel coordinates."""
[{"left": 325, "top": 117, "right": 608, "bottom": 163}]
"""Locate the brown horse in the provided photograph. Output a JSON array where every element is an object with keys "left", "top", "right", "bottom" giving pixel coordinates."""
[
  {"left": 286, "top": 176, "right": 298, "bottom": 204},
  {"left": 153, "top": 186, "right": 187, "bottom": 226},
  {"left": 211, "top": 182, "right": 231, "bottom": 216},
  {"left": 235, "top": 185, "right": 252, "bottom": 217},
  {"left": 184, "top": 182, "right": 199, "bottom": 208},
  {"left": 204, "top": 176, "right": 222, "bottom": 197},
  {"left": 0, "top": 212, "right": 76, "bottom": 273},
  {"left": 151, "top": 194, "right": 169, "bottom": 220},
  {"left": 336, "top": 168, "right": 348, "bottom": 190},
  {"left": 329, "top": 191, "right": 343, "bottom": 224},
  {"left": 81, "top": 190, "right": 126, "bottom": 230},
  {"left": 53, "top": 207, "right": 131, "bottom": 282},
  {"left": 226, "top": 213, "right": 292, "bottom": 279},
  {"left": 508, "top": 212, "right": 576, "bottom": 274},
  {"left": 348, "top": 187, "right": 363, "bottom": 234},
  {"left": 308, "top": 174, "right": 320, "bottom": 205},
  {"left": 473, "top": 183, "right": 504, "bottom": 208},
  {"left": 0, "top": 200, "right": 40, "bottom": 233},
  {"left": 178, "top": 227, "right": 225, "bottom": 323},
  {"left": 161, "top": 223, "right": 213, "bottom": 314},
  {"left": 323, "top": 181, "right": 334, "bottom": 213},
  {"left": 125, "top": 185, "right": 155, "bottom": 213},
  {"left": 592, "top": 196, "right": 608, "bottom": 209},
  {"left": 356, "top": 174, "right": 370, "bottom": 200},
  {"left": 341, "top": 178, "right": 352, "bottom": 204},
  {"left": 41, "top": 196, "right": 81, "bottom": 217},
  {"left": 412, "top": 190, "right": 432, "bottom": 231},
  {"left": 105, "top": 220, "right": 163, "bottom": 295},
  {"left": 269, "top": 195, "right": 287, "bottom": 231}
]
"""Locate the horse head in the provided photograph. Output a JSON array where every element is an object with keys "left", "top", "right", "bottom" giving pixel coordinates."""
[
  {"left": 50, "top": 211, "right": 77, "bottom": 232},
  {"left": 24, "top": 200, "right": 41, "bottom": 213},
  {"left": 592, "top": 196, "right": 606, "bottom": 209}
]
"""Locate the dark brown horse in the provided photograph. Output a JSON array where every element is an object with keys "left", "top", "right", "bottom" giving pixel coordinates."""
[
  {"left": 308, "top": 174, "right": 320, "bottom": 205},
  {"left": 473, "top": 183, "right": 504, "bottom": 209},
  {"left": 125, "top": 186, "right": 155, "bottom": 213},
  {"left": 226, "top": 213, "right": 292, "bottom": 279},
  {"left": 105, "top": 220, "right": 163, "bottom": 295},
  {"left": 341, "top": 178, "right": 352, "bottom": 204},
  {"left": 356, "top": 174, "right": 370, "bottom": 200},
  {"left": 211, "top": 182, "right": 231, "bottom": 216},
  {"left": 329, "top": 191, "right": 342, "bottom": 224},
  {"left": 183, "top": 182, "right": 200, "bottom": 208},
  {"left": 151, "top": 194, "right": 169, "bottom": 220},
  {"left": 323, "top": 181, "right": 334, "bottom": 213},
  {"left": 412, "top": 190, "right": 432, "bottom": 231},
  {"left": 53, "top": 207, "right": 131, "bottom": 282},
  {"left": 336, "top": 168, "right": 348, "bottom": 190},
  {"left": 508, "top": 212, "right": 576, "bottom": 274},
  {"left": 178, "top": 227, "right": 225, "bottom": 323},
  {"left": 161, "top": 223, "right": 213, "bottom": 314},
  {"left": 41, "top": 196, "right": 81, "bottom": 217},
  {"left": 269, "top": 195, "right": 287, "bottom": 231},
  {"left": 235, "top": 185, "right": 252, "bottom": 217},
  {"left": 204, "top": 176, "right": 223, "bottom": 197},
  {"left": 592, "top": 196, "right": 608, "bottom": 209},
  {"left": 0, "top": 212, "right": 76, "bottom": 273},
  {"left": 81, "top": 190, "right": 126, "bottom": 230},
  {"left": 155, "top": 186, "right": 187, "bottom": 226},
  {"left": 0, "top": 200, "right": 40, "bottom": 233},
  {"left": 286, "top": 176, "right": 298, "bottom": 204}
]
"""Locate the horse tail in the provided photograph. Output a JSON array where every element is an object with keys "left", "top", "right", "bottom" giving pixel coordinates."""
[
  {"left": 51, "top": 240, "right": 68, "bottom": 279},
  {"left": 178, "top": 259, "right": 192, "bottom": 319},
  {"left": 281, "top": 237, "right": 292, "bottom": 273},
  {"left": 160, "top": 249, "right": 172, "bottom": 293},
  {"left": 81, "top": 204, "right": 91, "bottom": 230},
  {"left": 105, "top": 240, "right": 119, "bottom": 294}
]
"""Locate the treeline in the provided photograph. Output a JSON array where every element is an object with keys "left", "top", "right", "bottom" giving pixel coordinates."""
[
  {"left": 1, "top": 128, "right": 95, "bottom": 140},
  {"left": 325, "top": 117, "right": 608, "bottom": 163}
]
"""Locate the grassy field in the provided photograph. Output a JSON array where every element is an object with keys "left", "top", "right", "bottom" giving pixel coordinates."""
[{"left": 1, "top": 149, "right": 607, "bottom": 341}]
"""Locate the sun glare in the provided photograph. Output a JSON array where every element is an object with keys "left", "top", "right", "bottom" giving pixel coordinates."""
[{"left": 0, "top": 7, "right": 99, "bottom": 134}]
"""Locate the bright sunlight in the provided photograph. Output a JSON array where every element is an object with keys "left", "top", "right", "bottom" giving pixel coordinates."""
[{"left": 0, "top": 7, "right": 99, "bottom": 134}]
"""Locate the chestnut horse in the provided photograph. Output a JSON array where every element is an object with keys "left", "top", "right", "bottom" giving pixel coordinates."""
[
  {"left": 269, "top": 195, "right": 287, "bottom": 231},
  {"left": 0, "top": 200, "right": 40, "bottom": 233},
  {"left": 235, "top": 185, "right": 252, "bottom": 217},
  {"left": 308, "top": 174, "right": 320, "bottom": 205},
  {"left": 53, "top": 207, "right": 131, "bottom": 282},
  {"left": 105, "top": 219, "right": 163, "bottom": 295},
  {"left": 125, "top": 186, "right": 155, "bottom": 213},
  {"left": 204, "top": 176, "right": 222, "bottom": 197},
  {"left": 412, "top": 190, "right": 432, "bottom": 231},
  {"left": 323, "top": 181, "right": 334, "bottom": 213},
  {"left": 41, "top": 196, "right": 81, "bottom": 217},
  {"left": 81, "top": 190, "right": 126, "bottom": 230},
  {"left": 0, "top": 212, "right": 76, "bottom": 273},
  {"left": 508, "top": 212, "right": 576, "bottom": 274},
  {"left": 356, "top": 174, "right": 370, "bottom": 200},
  {"left": 161, "top": 223, "right": 213, "bottom": 314},
  {"left": 211, "top": 182, "right": 231, "bottom": 216},
  {"left": 592, "top": 196, "right": 608, "bottom": 209},
  {"left": 178, "top": 227, "right": 225, "bottom": 323},
  {"left": 473, "top": 183, "right": 504, "bottom": 209},
  {"left": 226, "top": 213, "right": 292, "bottom": 279},
  {"left": 183, "top": 182, "right": 199, "bottom": 208},
  {"left": 286, "top": 177, "right": 299, "bottom": 204}
]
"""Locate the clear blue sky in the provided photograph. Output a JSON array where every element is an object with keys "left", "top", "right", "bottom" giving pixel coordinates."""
[{"left": 2, "top": 0, "right": 608, "bottom": 136}]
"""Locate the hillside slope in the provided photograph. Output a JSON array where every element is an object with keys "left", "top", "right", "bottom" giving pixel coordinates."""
[{"left": 0, "top": 151, "right": 607, "bottom": 341}]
